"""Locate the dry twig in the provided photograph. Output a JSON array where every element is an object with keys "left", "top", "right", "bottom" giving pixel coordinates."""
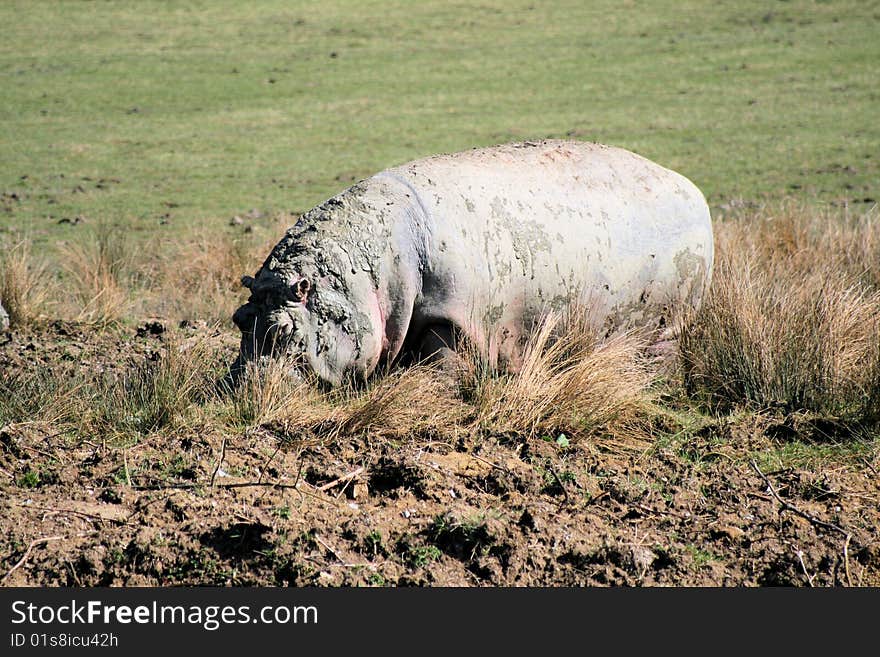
[
  {"left": 210, "top": 435, "right": 227, "bottom": 487},
  {"left": 122, "top": 449, "right": 132, "bottom": 487},
  {"left": 795, "top": 548, "right": 816, "bottom": 587},
  {"left": 547, "top": 465, "right": 571, "bottom": 503},
  {"left": 318, "top": 467, "right": 364, "bottom": 492},
  {"left": 257, "top": 443, "right": 284, "bottom": 485},
  {"left": 2, "top": 532, "right": 96, "bottom": 584},
  {"left": 844, "top": 534, "right": 854, "bottom": 587},
  {"left": 750, "top": 460, "right": 853, "bottom": 540}
]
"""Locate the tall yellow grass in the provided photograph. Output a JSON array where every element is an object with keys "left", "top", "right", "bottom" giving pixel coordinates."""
[
  {"left": 142, "top": 229, "right": 256, "bottom": 323},
  {"left": 59, "top": 226, "right": 130, "bottom": 325},
  {"left": 680, "top": 203, "right": 880, "bottom": 426},
  {"left": 333, "top": 366, "right": 467, "bottom": 439},
  {"left": 0, "top": 241, "right": 50, "bottom": 326},
  {"left": 470, "top": 312, "right": 654, "bottom": 440}
]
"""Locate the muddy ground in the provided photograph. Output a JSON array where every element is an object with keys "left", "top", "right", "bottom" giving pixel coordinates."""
[{"left": 1, "top": 322, "right": 878, "bottom": 587}]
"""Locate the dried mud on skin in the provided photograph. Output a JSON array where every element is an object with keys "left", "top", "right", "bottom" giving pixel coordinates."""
[{"left": 1, "top": 323, "right": 879, "bottom": 587}]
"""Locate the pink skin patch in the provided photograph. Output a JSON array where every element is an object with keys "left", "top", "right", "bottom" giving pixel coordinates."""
[{"left": 365, "top": 288, "right": 387, "bottom": 368}]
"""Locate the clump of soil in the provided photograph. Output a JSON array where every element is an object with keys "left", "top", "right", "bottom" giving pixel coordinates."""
[{"left": 1, "top": 322, "right": 878, "bottom": 586}]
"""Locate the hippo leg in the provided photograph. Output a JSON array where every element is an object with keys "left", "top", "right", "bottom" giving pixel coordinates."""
[
  {"left": 414, "top": 322, "right": 466, "bottom": 375},
  {"left": 645, "top": 337, "right": 679, "bottom": 375}
]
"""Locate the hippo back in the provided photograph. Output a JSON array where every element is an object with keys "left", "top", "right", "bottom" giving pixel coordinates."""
[{"left": 374, "top": 140, "right": 713, "bottom": 361}]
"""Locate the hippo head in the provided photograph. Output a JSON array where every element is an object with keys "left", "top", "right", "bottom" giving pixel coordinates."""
[{"left": 231, "top": 266, "right": 380, "bottom": 388}]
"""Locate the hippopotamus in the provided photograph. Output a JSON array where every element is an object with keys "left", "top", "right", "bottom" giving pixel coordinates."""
[{"left": 231, "top": 140, "right": 713, "bottom": 386}]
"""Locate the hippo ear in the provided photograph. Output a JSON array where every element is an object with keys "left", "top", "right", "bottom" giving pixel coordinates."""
[{"left": 293, "top": 278, "right": 311, "bottom": 302}]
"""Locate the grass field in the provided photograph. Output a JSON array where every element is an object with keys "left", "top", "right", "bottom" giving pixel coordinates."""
[
  {"left": 1, "top": 0, "right": 878, "bottom": 243},
  {"left": 1, "top": 1, "right": 879, "bottom": 587}
]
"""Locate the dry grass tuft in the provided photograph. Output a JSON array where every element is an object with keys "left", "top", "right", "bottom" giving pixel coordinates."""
[
  {"left": 141, "top": 215, "right": 294, "bottom": 323},
  {"left": 0, "top": 366, "right": 86, "bottom": 429},
  {"left": 223, "top": 361, "right": 464, "bottom": 441},
  {"left": 87, "top": 338, "right": 212, "bottom": 440},
  {"left": 680, "top": 204, "right": 880, "bottom": 427},
  {"left": 59, "top": 226, "right": 130, "bottom": 325},
  {"left": 4, "top": 215, "right": 291, "bottom": 326},
  {"left": 471, "top": 311, "right": 656, "bottom": 441},
  {"left": 225, "top": 357, "right": 330, "bottom": 429},
  {"left": 333, "top": 366, "right": 467, "bottom": 439},
  {"left": 731, "top": 202, "right": 880, "bottom": 289},
  {"left": 0, "top": 241, "right": 50, "bottom": 327},
  {"left": 145, "top": 230, "right": 253, "bottom": 324}
]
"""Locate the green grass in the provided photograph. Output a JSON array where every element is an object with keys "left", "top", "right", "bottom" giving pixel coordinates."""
[
  {"left": 751, "top": 437, "right": 878, "bottom": 472},
  {"left": 404, "top": 544, "right": 443, "bottom": 569},
  {"left": 1, "top": 0, "right": 878, "bottom": 247}
]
